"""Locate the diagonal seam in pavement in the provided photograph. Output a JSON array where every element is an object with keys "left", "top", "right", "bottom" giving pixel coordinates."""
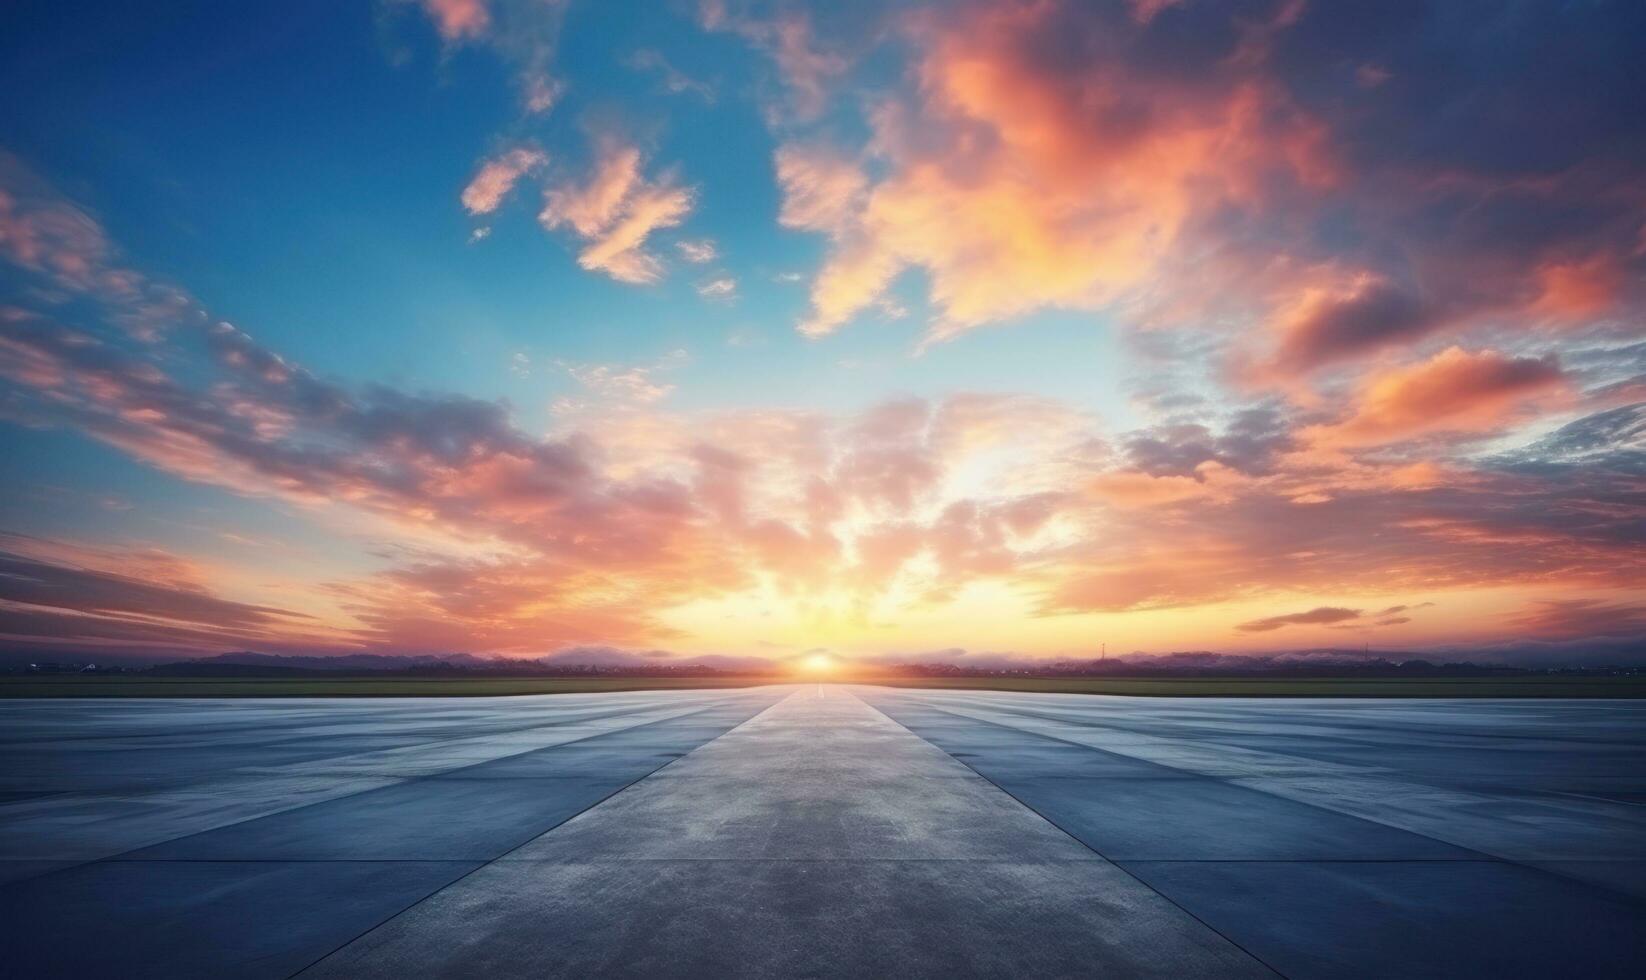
[
  {"left": 891, "top": 695, "right": 1646, "bottom": 902},
  {"left": 287, "top": 688, "right": 800, "bottom": 978},
  {"left": 851, "top": 689, "right": 1288, "bottom": 979},
  {"left": 0, "top": 692, "right": 763, "bottom": 878},
  {"left": 298, "top": 685, "right": 1277, "bottom": 979}
]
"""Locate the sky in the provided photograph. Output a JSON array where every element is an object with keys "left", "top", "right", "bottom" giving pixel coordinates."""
[{"left": 0, "top": 0, "right": 1642, "bottom": 667}]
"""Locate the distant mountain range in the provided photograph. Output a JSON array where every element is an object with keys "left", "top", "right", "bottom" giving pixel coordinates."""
[
  {"left": 133, "top": 648, "right": 780, "bottom": 676},
  {"left": 5, "top": 641, "right": 1641, "bottom": 676}
]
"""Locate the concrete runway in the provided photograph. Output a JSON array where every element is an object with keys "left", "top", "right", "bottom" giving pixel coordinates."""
[{"left": 2, "top": 686, "right": 1643, "bottom": 978}]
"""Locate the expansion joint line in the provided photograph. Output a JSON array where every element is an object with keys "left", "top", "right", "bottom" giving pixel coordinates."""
[
  {"left": 285, "top": 690, "right": 791, "bottom": 978},
  {"left": 850, "top": 691, "right": 1290, "bottom": 980}
]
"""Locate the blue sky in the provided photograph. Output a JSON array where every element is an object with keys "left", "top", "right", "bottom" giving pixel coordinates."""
[
  {"left": 0, "top": 0, "right": 1642, "bottom": 664},
  {"left": 0, "top": 0, "right": 1131, "bottom": 425}
]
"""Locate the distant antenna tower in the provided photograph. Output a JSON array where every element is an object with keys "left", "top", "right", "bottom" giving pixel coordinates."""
[{"left": 1100, "top": 642, "right": 1106, "bottom": 661}]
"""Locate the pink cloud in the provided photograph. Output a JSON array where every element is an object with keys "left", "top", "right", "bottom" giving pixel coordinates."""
[
  {"left": 1313, "top": 347, "right": 1567, "bottom": 447},
  {"left": 1511, "top": 598, "right": 1646, "bottom": 641},
  {"left": 1533, "top": 256, "right": 1626, "bottom": 322},
  {"left": 0, "top": 534, "right": 335, "bottom": 655},
  {"left": 574, "top": 182, "right": 693, "bottom": 283},
  {"left": 1237, "top": 606, "right": 1362, "bottom": 632},
  {"left": 522, "top": 73, "right": 564, "bottom": 114},
  {"left": 540, "top": 136, "right": 693, "bottom": 284},
  {"left": 757, "top": 0, "right": 1645, "bottom": 405},
  {"left": 780, "top": 1, "right": 1332, "bottom": 341},
  {"left": 422, "top": 0, "right": 490, "bottom": 42},
  {"left": 4, "top": 304, "right": 1641, "bottom": 648},
  {"left": 460, "top": 146, "right": 547, "bottom": 216},
  {"left": 699, "top": 1, "right": 846, "bottom": 120},
  {"left": 412, "top": 1, "right": 570, "bottom": 117},
  {"left": 773, "top": 145, "right": 865, "bottom": 235},
  {"left": 2, "top": 166, "right": 1641, "bottom": 655},
  {"left": 541, "top": 140, "right": 642, "bottom": 236}
]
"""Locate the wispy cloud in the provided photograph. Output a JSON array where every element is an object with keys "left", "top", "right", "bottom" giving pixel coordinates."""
[
  {"left": 540, "top": 134, "right": 694, "bottom": 283},
  {"left": 676, "top": 238, "right": 718, "bottom": 264},
  {"left": 460, "top": 146, "right": 547, "bottom": 216},
  {"left": 696, "top": 276, "right": 737, "bottom": 301},
  {"left": 698, "top": 0, "right": 847, "bottom": 121},
  {"left": 556, "top": 349, "right": 687, "bottom": 409},
  {"left": 420, "top": 0, "right": 489, "bottom": 41},
  {"left": 626, "top": 48, "right": 715, "bottom": 102},
  {"left": 1237, "top": 607, "right": 1361, "bottom": 633},
  {"left": 410, "top": 0, "right": 570, "bottom": 115},
  {"left": 0, "top": 534, "right": 329, "bottom": 655}
]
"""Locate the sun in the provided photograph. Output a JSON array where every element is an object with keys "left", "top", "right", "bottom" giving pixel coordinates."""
[{"left": 799, "top": 653, "right": 836, "bottom": 675}]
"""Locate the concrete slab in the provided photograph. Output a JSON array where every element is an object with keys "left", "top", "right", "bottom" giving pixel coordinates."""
[
  {"left": 1120, "top": 860, "right": 1646, "bottom": 980},
  {"left": 8, "top": 685, "right": 1644, "bottom": 978},
  {"left": 128, "top": 700, "right": 775, "bottom": 861},
  {"left": 859, "top": 686, "right": 1646, "bottom": 977},
  {"left": 861, "top": 689, "right": 1646, "bottom": 866},
  {"left": 0, "top": 858, "right": 76, "bottom": 885},
  {"left": 303, "top": 687, "right": 1272, "bottom": 978},
  {"left": 0, "top": 688, "right": 790, "bottom": 979},
  {"left": 981, "top": 774, "right": 1476, "bottom": 861},
  {"left": 859, "top": 699, "right": 1472, "bottom": 860},
  {"left": 1527, "top": 860, "right": 1646, "bottom": 900},
  {"left": 0, "top": 690, "right": 786, "bottom": 861},
  {"left": 124, "top": 774, "right": 637, "bottom": 861},
  {"left": 505, "top": 687, "right": 1101, "bottom": 863},
  {"left": 0, "top": 859, "right": 479, "bottom": 979},
  {"left": 306, "top": 858, "right": 1266, "bottom": 980}
]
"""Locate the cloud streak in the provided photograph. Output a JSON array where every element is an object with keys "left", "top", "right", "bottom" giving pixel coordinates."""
[
  {"left": 540, "top": 136, "right": 694, "bottom": 283},
  {"left": 461, "top": 146, "right": 547, "bottom": 216}
]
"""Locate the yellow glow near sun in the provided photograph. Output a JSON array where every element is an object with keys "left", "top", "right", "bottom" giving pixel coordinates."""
[{"left": 800, "top": 653, "right": 836, "bottom": 674}]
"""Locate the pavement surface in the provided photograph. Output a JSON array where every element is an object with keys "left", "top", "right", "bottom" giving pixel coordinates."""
[{"left": 2, "top": 685, "right": 1643, "bottom": 978}]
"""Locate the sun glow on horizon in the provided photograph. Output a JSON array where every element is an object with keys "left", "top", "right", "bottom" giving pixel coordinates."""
[{"left": 799, "top": 653, "right": 838, "bottom": 676}]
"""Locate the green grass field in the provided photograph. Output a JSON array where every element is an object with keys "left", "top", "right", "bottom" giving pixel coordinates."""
[{"left": 2, "top": 673, "right": 1642, "bottom": 698}]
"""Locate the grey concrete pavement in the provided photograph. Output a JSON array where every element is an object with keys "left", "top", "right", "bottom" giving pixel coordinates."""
[
  {"left": 3, "top": 685, "right": 1643, "bottom": 979},
  {"left": 304, "top": 685, "right": 1270, "bottom": 978},
  {"left": 858, "top": 687, "right": 1646, "bottom": 979},
  {"left": 0, "top": 687, "right": 790, "bottom": 977},
  {"left": 0, "top": 690, "right": 781, "bottom": 865}
]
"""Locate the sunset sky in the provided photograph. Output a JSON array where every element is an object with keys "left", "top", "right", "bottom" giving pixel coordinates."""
[{"left": 1, "top": 0, "right": 1642, "bottom": 666}]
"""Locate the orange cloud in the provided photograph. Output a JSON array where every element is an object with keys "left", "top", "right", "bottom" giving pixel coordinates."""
[
  {"left": 1313, "top": 347, "right": 1567, "bottom": 447},
  {"left": 756, "top": 0, "right": 1646, "bottom": 411},
  {"left": 1237, "top": 606, "right": 1361, "bottom": 632},
  {"left": 779, "top": 1, "right": 1332, "bottom": 341},
  {"left": 1534, "top": 255, "right": 1625, "bottom": 321},
  {"left": 7, "top": 75, "right": 1644, "bottom": 662},
  {"left": 5, "top": 303, "right": 1640, "bottom": 651},
  {"left": 0, "top": 533, "right": 338, "bottom": 655}
]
